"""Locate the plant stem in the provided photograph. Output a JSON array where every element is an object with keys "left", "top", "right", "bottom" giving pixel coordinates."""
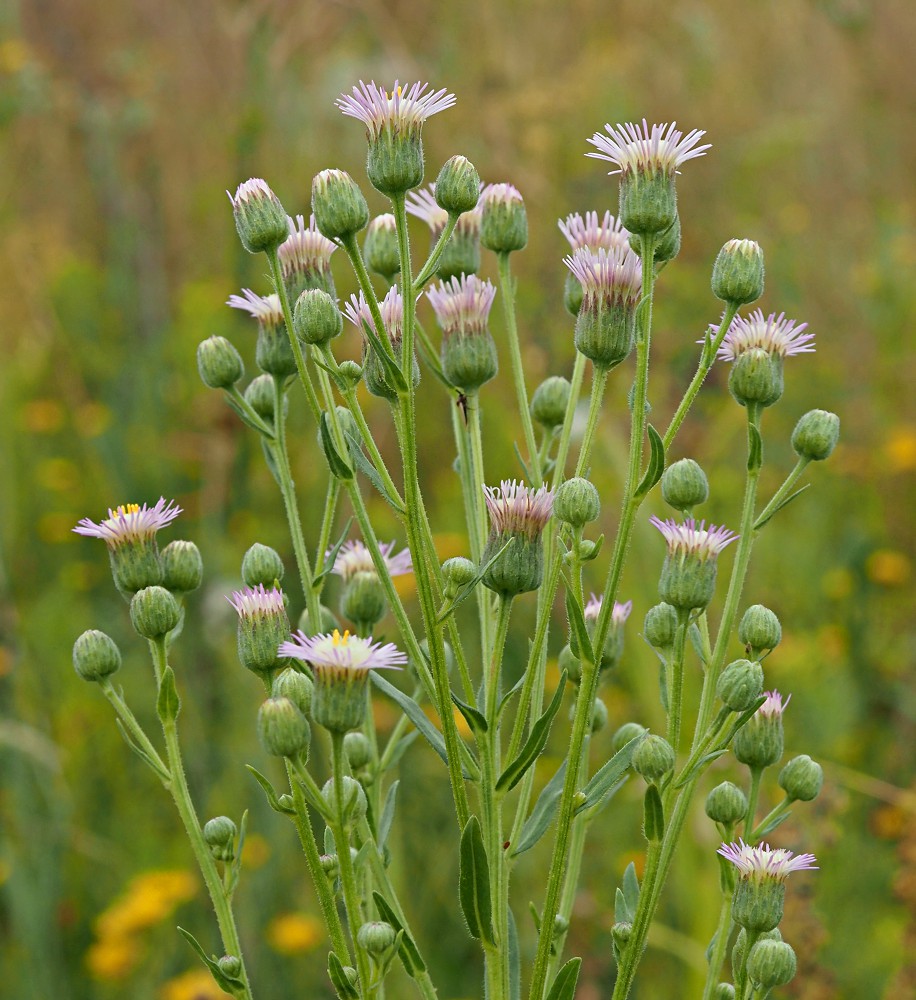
[
  {"left": 744, "top": 768, "right": 763, "bottom": 837},
  {"left": 701, "top": 891, "right": 735, "bottom": 1000},
  {"left": 667, "top": 611, "right": 691, "bottom": 758},
  {"left": 574, "top": 364, "right": 610, "bottom": 478},
  {"left": 413, "top": 213, "right": 459, "bottom": 289},
  {"left": 753, "top": 456, "right": 809, "bottom": 530},
  {"left": 552, "top": 352, "right": 588, "bottom": 485}
]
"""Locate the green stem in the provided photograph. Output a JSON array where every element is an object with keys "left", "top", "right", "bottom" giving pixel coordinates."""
[
  {"left": 226, "top": 386, "right": 276, "bottom": 438},
  {"left": 314, "top": 477, "right": 341, "bottom": 580},
  {"left": 552, "top": 352, "right": 588, "bottom": 487},
  {"left": 413, "top": 213, "right": 459, "bottom": 289},
  {"left": 99, "top": 680, "right": 169, "bottom": 782},
  {"left": 466, "top": 390, "right": 494, "bottom": 655},
  {"left": 667, "top": 611, "right": 691, "bottom": 758},
  {"left": 753, "top": 457, "right": 810, "bottom": 530},
  {"left": 744, "top": 768, "right": 763, "bottom": 838},
  {"left": 701, "top": 891, "right": 735, "bottom": 1000},
  {"left": 749, "top": 796, "right": 792, "bottom": 841},
  {"left": 574, "top": 364, "right": 610, "bottom": 478}
]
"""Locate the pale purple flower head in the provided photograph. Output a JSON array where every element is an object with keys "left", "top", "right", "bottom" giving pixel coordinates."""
[
  {"left": 331, "top": 540, "right": 413, "bottom": 582},
  {"left": 279, "top": 628, "right": 406, "bottom": 679},
  {"left": 717, "top": 839, "right": 818, "bottom": 882},
  {"left": 426, "top": 275, "right": 497, "bottom": 337},
  {"left": 584, "top": 593, "right": 633, "bottom": 626},
  {"left": 337, "top": 80, "right": 456, "bottom": 140},
  {"left": 564, "top": 245, "right": 643, "bottom": 308},
  {"left": 717, "top": 310, "right": 814, "bottom": 361},
  {"left": 227, "top": 584, "right": 286, "bottom": 620},
  {"left": 278, "top": 214, "right": 337, "bottom": 275},
  {"left": 481, "top": 182, "right": 524, "bottom": 209},
  {"left": 73, "top": 498, "right": 182, "bottom": 549},
  {"left": 344, "top": 286, "right": 405, "bottom": 345},
  {"left": 757, "top": 689, "right": 791, "bottom": 718},
  {"left": 227, "top": 288, "right": 284, "bottom": 329},
  {"left": 227, "top": 177, "right": 279, "bottom": 209},
  {"left": 405, "top": 187, "right": 449, "bottom": 234},
  {"left": 650, "top": 516, "right": 739, "bottom": 563},
  {"left": 587, "top": 120, "right": 711, "bottom": 177},
  {"left": 483, "top": 480, "right": 554, "bottom": 541},
  {"left": 559, "top": 211, "right": 630, "bottom": 253}
]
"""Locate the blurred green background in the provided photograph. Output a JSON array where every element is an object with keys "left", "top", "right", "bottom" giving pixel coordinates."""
[{"left": 1, "top": 0, "right": 914, "bottom": 997}]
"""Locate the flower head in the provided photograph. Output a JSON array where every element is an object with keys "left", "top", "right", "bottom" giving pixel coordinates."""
[
  {"left": 278, "top": 215, "right": 337, "bottom": 298},
  {"left": 559, "top": 211, "right": 630, "bottom": 253},
  {"left": 717, "top": 840, "right": 818, "bottom": 882},
  {"left": 483, "top": 480, "right": 554, "bottom": 540},
  {"left": 427, "top": 275, "right": 497, "bottom": 337},
  {"left": 586, "top": 119, "right": 711, "bottom": 177},
  {"left": 228, "top": 584, "right": 286, "bottom": 620},
  {"left": 717, "top": 310, "right": 814, "bottom": 361},
  {"left": 279, "top": 629, "right": 406, "bottom": 676},
  {"left": 480, "top": 183, "right": 527, "bottom": 254},
  {"left": 344, "top": 286, "right": 405, "bottom": 345},
  {"left": 650, "top": 516, "right": 739, "bottom": 562},
  {"left": 337, "top": 80, "right": 456, "bottom": 140},
  {"left": 564, "top": 245, "right": 643, "bottom": 308},
  {"left": 74, "top": 498, "right": 182, "bottom": 548},
  {"left": 227, "top": 289, "right": 284, "bottom": 329},
  {"left": 758, "top": 689, "right": 791, "bottom": 717},
  {"left": 228, "top": 178, "right": 289, "bottom": 254},
  {"left": 481, "top": 183, "right": 524, "bottom": 210},
  {"left": 331, "top": 540, "right": 413, "bottom": 582},
  {"left": 584, "top": 593, "right": 633, "bottom": 626},
  {"left": 228, "top": 584, "right": 290, "bottom": 674}
]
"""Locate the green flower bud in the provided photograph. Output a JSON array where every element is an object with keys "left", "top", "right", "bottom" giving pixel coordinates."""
[
  {"left": 130, "top": 586, "right": 180, "bottom": 639},
  {"left": 481, "top": 534, "right": 543, "bottom": 597},
  {"left": 643, "top": 603, "right": 678, "bottom": 651},
  {"left": 612, "top": 722, "right": 647, "bottom": 755},
  {"left": 203, "top": 816, "right": 237, "bottom": 861},
  {"left": 357, "top": 920, "right": 398, "bottom": 959},
  {"left": 73, "top": 629, "right": 121, "bottom": 682},
  {"left": 728, "top": 348, "right": 784, "bottom": 408},
  {"left": 563, "top": 270, "right": 584, "bottom": 317},
  {"left": 319, "top": 853, "right": 339, "bottom": 877},
  {"left": 733, "top": 691, "right": 787, "bottom": 770},
  {"left": 312, "top": 169, "right": 369, "bottom": 241},
  {"left": 322, "top": 776, "right": 368, "bottom": 824},
  {"left": 297, "top": 604, "right": 341, "bottom": 637},
  {"left": 442, "top": 557, "right": 477, "bottom": 599},
  {"left": 778, "top": 754, "right": 823, "bottom": 802},
  {"left": 340, "top": 571, "right": 387, "bottom": 632},
  {"left": 712, "top": 239, "right": 765, "bottom": 306},
  {"left": 628, "top": 214, "right": 681, "bottom": 264},
  {"left": 242, "top": 544, "right": 285, "bottom": 588},
  {"left": 633, "top": 734, "right": 675, "bottom": 785},
  {"left": 558, "top": 643, "right": 582, "bottom": 685},
  {"left": 197, "top": 336, "right": 244, "bottom": 390},
  {"left": 738, "top": 605, "right": 782, "bottom": 659},
  {"left": 367, "top": 131, "right": 424, "bottom": 197},
  {"left": 338, "top": 360, "right": 363, "bottom": 387},
  {"left": 441, "top": 329, "right": 498, "bottom": 392},
  {"left": 480, "top": 183, "right": 527, "bottom": 254},
  {"left": 747, "top": 939, "right": 797, "bottom": 989},
  {"left": 717, "top": 659, "right": 765, "bottom": 712},
  {"left": 160, "top": 540, "right": 203, "bottom": 594},
  {"left": 244, "top": 374, "right": 284, "bottom": 422},
  {"left": 230, "top": 586, "right": 290, "bottom": 676},
  {"left": 254, "top": 325, "right": 297, "bottom": 381},
  {"left": 661, "top": 458, "right": 709, "bottom": 513},
  {"left": 230, "top": 178, "right": 289, "bottom": 254},
  {"left": 435, "top": 155, "right": 481, "bottom": 215},
  {"left": 619, "top": 172, "right": 677, "bottom": 237},
  {"left": 344, "top": 732, "right": 373, "bottom": 772},
  {"left": 217, "top": 956, "right": 242, "bottom": 978},
  {"left": 363, "top": 214, "right": 400, "bottom": 281},
  {"left": 733, "top": 877, "right": 785, "bottom": 932},
  {"left": 654, "top": 517, "right": 737, "bottom": 613},
  {"left": 409, "top": 637, "right": 455, "bottom": 678},
  {"left": 791, "top": 409, "right": 840, "bottom": 462},
  {"left": 612, "top": 921, "right": 632, "bottom": 947},
  {"left": 271, "top": 668, "right": 314, "bottom": 719},
  {"left": 712, "top": 984, "right": 735, "bottom": 1000},
  {"left": 553, "top": 478, "right": 601, "bottom": 528},
  {"left": 590, "top": 695, "right": 608, "bottom": 733},
  {"left": 732, "top": 927, "right": 781, "bottom": 973},
  {"left": 531, "top": 376, "right": 571, "bottom": 429},
  {"left": 293, "top": 289, "right": 342, "bottom": 347},
  {"left": 362, "top": 337, "right": 421, "bottom": 401},
  {"left": 258, "top": 697, "right": 310, "bottom": 758},
  {"left": 705, "top": 781, "right": 748, "bottom": 826}
]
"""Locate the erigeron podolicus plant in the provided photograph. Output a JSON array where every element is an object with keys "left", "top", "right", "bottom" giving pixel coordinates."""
[{"left": 71, "top": 80, "right": 839, "bottom": 1000}]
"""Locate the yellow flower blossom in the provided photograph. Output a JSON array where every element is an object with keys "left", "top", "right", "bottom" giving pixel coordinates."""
[
  {"left": 266, "top": 912, "right": 324, "bottom": 954},
  {"left": 160, "top": 968, "right": 226, "bottom": 1000}
]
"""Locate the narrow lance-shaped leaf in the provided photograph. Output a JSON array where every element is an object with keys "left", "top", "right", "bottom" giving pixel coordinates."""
[
  {"left": 497, "top": 674, "right": 567, "bottom": 792},
  {"left": 545, "top": 957, "right": 582, "bottom": 1000},
  {"left": 459, "top": 815, "right": 496, "bottom": 945},
  {"left": 635, "top": 423, "right": 666, "bottom": 497},
  {"left": 575, "top": 734, "right": 644, "bottom": 814},
  {"left": 512, "top": 758, "right": 568, "bottom": 857}
]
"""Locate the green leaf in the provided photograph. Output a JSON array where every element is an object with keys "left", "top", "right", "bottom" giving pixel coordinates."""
[
  {"left": 622, "top": 861, "right": 641, "bottom": 916},
  {"left": 615, "top": 887, "right": 631, "bottom": 923},
  {"left": 452, "top": 692, "right": 488, "bottom": 735},
  {"left": 635, "top": 423, "right": 666, "bottom": 497},
  {"left": 314, "top": 518, "right": 354, "bottom": 585},
  {"left": 246, "top": 764, "right": 294, "bottom": 815},
  {"left": 436, "top": 539, "right": 513, "bottom": 624},
  {"left": 319, "top": 412, "right": 354, "bottom": 480},
  {"left": 581, "top": 775, "right": 628, "bottom": 821},
  {"left": 673, "top": 749, "right": 729, "bottom": 789},
  {"left": 378, "top": 780, "right": 399, "bottom": 851},
  {"left": 576, "top": 734, "right": 643, "bottom": 814},
  {"left": 328, "top": 951, "right": 359, "bottom": 999},
  {"left": 370, "top": 672, "right": 474, "bottom": 780},
  {"left": 113, "top": 719, "right": 169, "bottom": 782},
  {"left": 226, "top": 809, "right": 248, "bottom": 897},
  {"left": 754, "top": 484, "right": 812, "bottom": 530},
  {"left": 687, "top": 622, "right": 708, "bottom": 664},
  {"left": 497, "top": 674, "right": 567, "bottom": 793},
  {"left": 459, "top": 815, "right": 496, "bottom": 945},
  {"left": 508, "top": 906, "right": 521, "bottom": 1000},
  {"left": 565, "top": 590, "right": 594, "bottom": 665},
  {"left": 545, "top": 956, "right": 582, "bottom": 1000},
  {"left": 643, "top": 784, "right": 664, "bottom": 841},
  {"left": 372, "top": 892, "right": 427, "bottom": 976},
  {"left": 347, "top": 444, "right": 403, "bottom": 511},
  {"left": 261, "top": 438, "right": 282, "bottom": 487},
  {"left": 156, "top": 666, "right": 180, "bottom": 724},
  {"left": 360, "top": 317, "right": 408, "bottom": 393},
  {"left": 512, "top": 759, "right": 567, "bottom": 857},
  {"left": 512, "top": 440, "right": 534, "bottom": 482},
  {"left": 497, "top": 672, "right": 527, "bottom": 720},
  {"left": 747, "top": 423, "right": 763, "bottom": 472},
  {"left": 223, "top": 392, "right": 275, "bottom": 439},
  {"left": 381, "top": 730, "right": 418, "bottom": 772},
  {"left": 723, "top": 695, "right": 767, "bottom": 745},
  {"left": 177, "top": 926, "right": 244, "bottom": 993}
]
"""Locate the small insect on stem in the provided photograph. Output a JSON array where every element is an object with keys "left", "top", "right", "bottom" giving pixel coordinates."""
[{"left": 456, "top": 392, "right": 469, "bottom": 426}]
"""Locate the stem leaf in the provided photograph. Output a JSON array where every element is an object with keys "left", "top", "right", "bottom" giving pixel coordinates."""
[
  {"left": 156, "top": 666, "right": 180, "bottom": 724},
  {"left": 371, "top": 891, "right": 427, "bottom": 976},
  {"left": 512, "top": 758, "right": 568, "bottom": 857},
  {"left": 497, "top": 673, "right": 567, "bottom": 793},
  {"left": 747, "top": 423, "right": 763, "bottom": 472},
  {"left": 177, "top": 926, "right": 245, "bottom": 993},
  {"left": 575, "top": 734, "right": 644, "bottom": 815},
  {"left": 246, "top": 764, "right": 294, "bottom": 814},
  {"left": 261, "top": 438, "right": 283, "bottom": 487},
  {"left": 223, "top": 391, "right": 275, "bottom": 439},
  {"left": 319, "top": 412, "right": 354, "bottom": 480},
  {"left": 754, "top": 810, "right": 791, "bottom": 839},
  {"left": 545, "top": 956, "right": 582, "bottom": 1000},
  {"left": 622, "top": 861, "right": 641, "bottom": 916},
  {"left": 672, "top": 749, "right": 729, "bottom": 789},
  {"left": 314, "top": 518, "right": 354, "bottom": 584},
  {"left": 452, "top": 691, "right": 488, "bottom": 735},
  {"left": 635, "top": 423, "right": 666, "bottom": 497},
  {"left": 508, "top": 904, "right": 521, "bottom": 1000},
  {"left": 328, "top": 950, "right": 360, "bottom": 999},
  {"left": 112, "top": 719, "right": 169, "bottom": 782},
  {"left": 436, "top": 538, "right": 513, "bottom": 624},
  {"left": 565, "top": 589, "right": 595, "bottom": 665},
  {"left": 754, "top": 484, "right": 812, "bottom": 530},
  {"left": 378, "top": 780, "right": 399, "bottom": 851},
  {"left": 359, "top": 317, "right": 408, "bottom": 392},
  {"left": 458, "top": 815, "right": 496, "bottom": 945}
]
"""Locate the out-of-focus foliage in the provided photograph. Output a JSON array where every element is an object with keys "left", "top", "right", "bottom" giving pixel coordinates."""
[{"left": 0, "top": 0, "right": 913, "bottom": 997}]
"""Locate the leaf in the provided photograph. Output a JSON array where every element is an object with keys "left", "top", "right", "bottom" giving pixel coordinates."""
[
  {"left": 622, "top": 861, "right": 641, "bottom": 916},
  {"left": 747, "top": 423, "right": 763, "bottom": 472},
  {"left": 260, "top": 438, "right": 282, "bottom": 486},
  {"left": 635, "top": 423, "right": 666, "bottom": 497},
  {"left": 319, "top": 412, "right": 354, "bottom": 480},
  {"left": 226, "top": 809, "right": 248, "bottom": 897},
  {"left": 497, "top": 674, "right": 567, "bottom": 793},
  {"left": 581, "top": 776, "right": 628, "bottom": 821},
  {"left": 156, "top": 666, "right": 180, "bottom": 724},
  {"left": 615, "top": 888, "right": 630, "bottom": 924},
  {"left": 452, "top": 692, "right": 488, "bottom": 735},
  {"left": 328, "top": 951, "right": 359, "bottom": 999},
  {"left": 459, "top": 815, "right": 496, "bottom": 945},
  {"left": 545, "top": 957, "right": 582, "bottom": 1000},
  {"left": 359, "top": 317, "right": 408, "bottom": 393},
  {"left": 754, "top": 810, "right": 791, "bottom": 838},
  {"left": 314, "top": 518, "right": 354, "bottom": 585},
  {"left": 370, "top": 672, "right": 473, "bottom": 779},
  {"left": 722, "top": 696, "right": 767, "bottom": 745},
  {"left": 371, "top": 892, "right": 427, "bottom": 976},
  {"left": 754, "top": 484, "right": 812, "bottom": 531},
  {"left": 113, "top": 719, "right": 169, "bottom": 782},
  {"left": 565, "top": 590, "right": 594, "bottom": 665},
  {"left": 223, "top": 392, "right": 275, "bottom": 439},
  {"left": 512, "top": 759, "right": 567, "bottom": 857},
  {"left": 512, "top": 440, "right": 534, "bottom": 482},
  {"left": 575, "top": 734, "right": 643, "bottom": 814},
  {"left": 435, "top": 539, "right": 513, "bottom": 624},
  {"left": 497, "top": 672, "right": 527, "bottom": 719},
  {"left": 378, "top": 780, "right": 399, "bottom": 851},
  {"left": 348, "top": 444, "right": 404, "bottom": 511},
  {"left": 177, "top": 926, "right": 244, "bottom": 993},
  {"left": 673, "top": 749, "right": 729, "bottom": 789},
  {"left": 508, "top": 906, "right": 521, "bottom": 1000},
  {"left": 643, "top": 785, "right": 664, "bottom": 842},
  {"left": 687, "top": 622, "right": 708, "bottom": 665},
  {"left": 381, "top": 730, "right": 418, "bottom": 772},
  {"left": 246, "top": 764, "right": 294, "bottom": 815}
]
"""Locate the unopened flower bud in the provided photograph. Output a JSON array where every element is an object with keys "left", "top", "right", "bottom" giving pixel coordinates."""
[
  {"left": 612, "top": 921, "right": 632, "bottom": 947},
  {"left": 734, "top": 691, "right": 788, "bottom": 770},
  {"left": 747, "top": 939, "right": 797, "bottom": 989},
  {"left": 480, "top": 183, "right": 527, "bottom": 254},
  {"left": 229, "top": 585, "right": 290, "bottom": 675},
  {"left": 160, "top": 540, "right": 203, "bottom": 594},
  {"left": 258, "top": 697, "right": 310, "bottom": 758},
  {"left": 729, "top": 348, "right": 784, "bottom": 409},
  {"left": 319, "top": 853, "right": 339, "bottom": 877},
  {"left": 553, "top": 477, "right": 601, "bottom": 528},
  {"left": 409, "top": 638, "right": 455, "bottom": 678},
  {"left": 713, "top": 984, "right": 735, "bottom": 1000},
  {"left": 244, "top": 374, "right": 282, "bottom": 422},
  {"left": 590, "top": 695, "right": 608, "bottom": 733},
  {"left": 712, "top": 239, "right": 765, "bottom": 306},
  {"left": 661, "top": 459, "right": 709, "bottom": 513},
  {"left": 705, "top": 781, "right": 748, "bottom": 826},
  {"left": 73, "top": 629, "right": 121, "bottom": 682},
  {"left": 652, "top": 517, "right": 738, "bottom": 612},
  {"left": 271, "top": 668, "right": 314, "bottom": 718},
  {"left": 293, "top": 289, "right": 342, "bottom": 346},
  {"left": 559, "top": 643, "right": 582, "bottom": 685},
  {"left": 312, "top": 169, "right": 369, "bottom": 241},
  {"left": 717, "top": 659, "right": 764, "bottom": 712},
  {"left": 229, "top": 178, "right": 289, "bottom": 254},
  {"left": 778, "top": 755, "right": 823, "bottom": 802},
  {"left": 531, "top": 376, "right": 571, "bottom": 429},
  {"left": 203, "top": 816, "right": 237, "bottom": 861},
  {"left": 435, "top": 155, "right": 481, "bottom": 215},
  {"left": 738, "top": 605, "right": 781, "bottom": 659},
  {"left": 297, "top": 604, "right": 341, "bottom": 637},
  {"left": 732, "top": 927, "right": 782, "bottom": 973},
  {"left": 242, "top": 544, "right": 285, "bottom": 588},
  {"left": 791, "top": 409, "right": 840, "bottom": 462},
  {"left": 563, "top": 270, "right": 584, "bottom": 316},
  {"left": 629, "top": 214, "right": 681, "bottom": 264},
  {"left": 197, "top": 336, "right": 244, "bottom": 389},
  {"left": 643, "top": 603, "right": 678, "bottom": 651},
  {"left": 357, "top": 920, "right": 398, "bottom": 959},
  {"left": 612, "top": 722, "right": 647, "bottom": 755},
  {"left": 340, "top": 571, "right": 387, "bottom": 631},
  {"left": 633, "top": 734, "right": 675, "bottom": 785},
  {"left": 442, "top": 557, "right": 477, "bottom": 599},
  {"left": 344, "top": 732, "right": 372, "bottom": 771},
  {"left": 322, "top": 775, "right": 368, "bottom": 824},
  {"left": 363, "top": 214, "right": 400, "bottom": 281},
  {"left": 130, "top": 586, "right": 181, "bottom": 639},
  {"left": 338, "top": 360, "right": 363, "bottom": 387},
  {"left": 217, "top": 956, "right": 242, "bottom": 978}
]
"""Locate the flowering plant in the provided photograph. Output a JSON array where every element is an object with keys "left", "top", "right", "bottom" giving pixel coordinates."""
[{"left": 71, "top": 80, "right": 836, "bottom": 1000}]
